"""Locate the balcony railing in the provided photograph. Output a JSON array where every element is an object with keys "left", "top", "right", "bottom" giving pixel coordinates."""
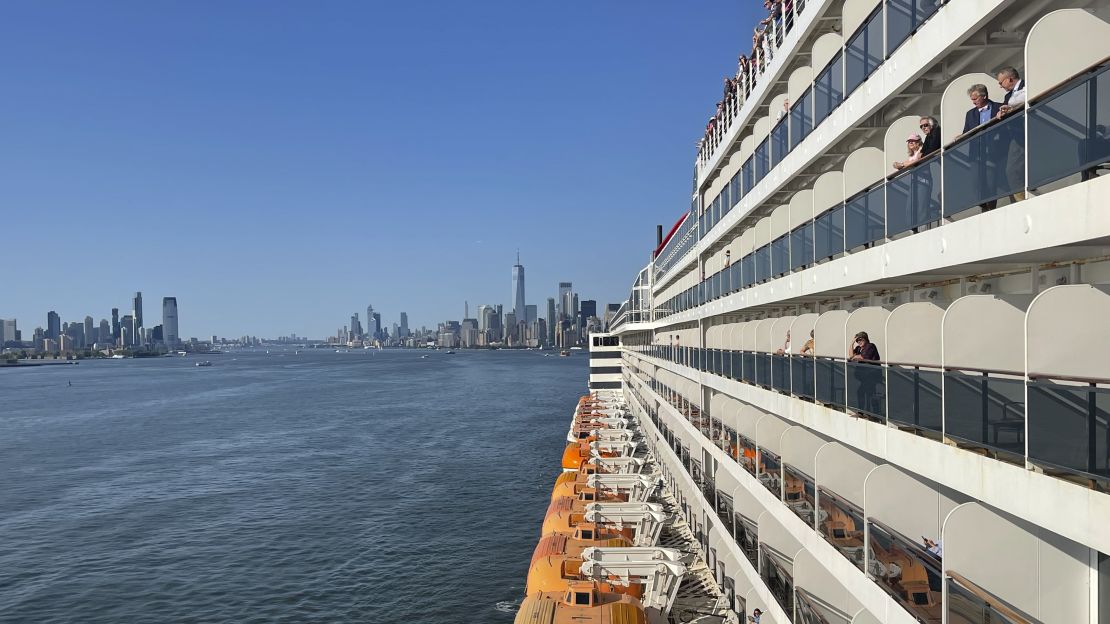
[
  {"left": 655, "top": 60, "right": 1108, "bottom": 322},
  {"left": 629, "top": 345, "right": 1110, "bottom": 487}
]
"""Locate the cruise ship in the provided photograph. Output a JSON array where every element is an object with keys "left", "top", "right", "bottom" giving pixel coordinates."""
[{"left": 594, "top": 1, "right": 1109, "bottom": 622}]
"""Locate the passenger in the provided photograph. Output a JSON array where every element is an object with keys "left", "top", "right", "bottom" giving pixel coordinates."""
[
  {"left": 962, "top": 84, "right": 1004, "bottom": 211},
  {"left": 849, "top": 331, "right": 882, "bottom": 415},
  {"left": 923, "top": 537, "right": 943, "bottom": 558},
  {"left": 919, "top": 116, "right": 941, "bottom": 156},
  {"left": 961, "top": 84, "right": 1002, "bottom": 133},
  {"left": 748, "top": 608, "right": 763, "bottom": 623},
  {"left": 801, "top": 330, "right": 814, "bottom": 355},
  {"left": 775, "top": 330, "right": 791, "bottom": 355},
  {"left": 892, "top": 133, "right": 924, "bottom": 171},
  {"left": 996, "top": 67, "right": 1027, "bottom": 203}
]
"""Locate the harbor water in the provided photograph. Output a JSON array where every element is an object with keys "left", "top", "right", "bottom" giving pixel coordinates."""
[{"left": 0, "top": 349, "right": 584, "bottom": 622}]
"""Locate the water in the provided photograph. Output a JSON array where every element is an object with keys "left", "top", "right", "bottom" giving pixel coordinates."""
[{"left": 0, "top": 349, "right": 585, "bottom": 623}]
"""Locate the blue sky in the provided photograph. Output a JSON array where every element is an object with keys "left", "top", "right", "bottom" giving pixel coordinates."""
[{"left": 1, "top": 1, "right": 763, "bottom": 338}]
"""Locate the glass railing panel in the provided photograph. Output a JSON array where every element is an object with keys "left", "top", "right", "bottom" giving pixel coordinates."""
[
  {"left": 844, "top": 7, "right": 882, "bottom": 95},
  {"left": 730, "top": 350, "right": 743, "bottom": 380},
  {"left": 944, "top": 371, "right": 1026, "bottom": 457},
  {"left": 715, "top": 493, "right": 734, "bottom": 532},
  {"left": 759, "top": 449, "right": 782, "bottom": 497},
  {"left": 735, "top": 514, "right": 759, "bottom": 566},
  {"left": 755, "top": 352, "right": 772, "bottom": 388},
  {"left": 946, "top": 574, "right": 1028, "bottom": 624},
  {"left": 887, "top": 365, "right": 943, "bottom": 433},
  {"left": 771, "top": 117, "right": 789, "bottom": 168},
  {"left": 738, "top": 435, "right": 758, "bottom": 476},
  {"left": 771, "top": 235, "right": 790, "bottom": 277},
  {"left": 816, "top": 487, "right": 866, "bottom": 570},
  {"left": 943, "top": 111, "right": 1025, "bottom": 216},
  {"left": 1027, "top": 379, "right": 1109, "bottom": 482},
  {"left": 755, "top": 138, "right": 770, "bottom": 184},
  {"left": 886, "top": 153, "right": 941, "bottom": 236},
  {"left": 845, "top": 185, "right": 885, "bottom": 250},
  {"left": 816, "top": 357, "right": 846, "bottom": 407},
  {"left": 791, "top": 355, "right": 816, "bottom": 400},
  {"left": 730, "top": 173, "right": 742, "bottom": 207},
  {"left": 755, "top": 244, "right": 771, "bottom": 283},
  {"left": 796, "top": 587, "right": 851, "bottom": 624},
  {"left": 760, "top": 546, "right": 795, "bottom": 616},
  {"left": 743, "top": 157, "right": 755, "bottom": 194},
  {"left": 867, "top": 520, "right": 944, "bottom": 623},
  {"left": 743, "top": 352, "right": 757, "bottom": 384},
  {"left": 1028, "top": 63, "right": 1110, "bottom": 190},
  {"left": 791, "top": 88, "right": 813, "bottom": 150},
  {"left": 814, "top": 53, "right": 844, "bottom": 127},
  {"left": 771, "top": 353, "right": 791, "bottom": 393},
  {"left": 846, "top": 360, "right": 886, "bottom": 419},
  {"left": 742, "top": 254, "right": 756, "bottom": 288},
  {"left": 814, "top": 206, "right": 845, "bottom": 260},
  {"left": 886, "top": 0, "right": 914, "bottom": 56},
  {"left": 789, "top": 222, "right": 814, "bottom": 271},
  {"left": 784, "top": 465, "right": 817, "bottom": 525}
]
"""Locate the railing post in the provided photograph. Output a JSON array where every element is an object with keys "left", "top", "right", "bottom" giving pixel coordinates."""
[
  {"left": 981, "top": 372, "right": 990, "bottom": 445},
  {"left": 913, "top": 367, "right": 921, "bottom": 426},
  {"left": 1088, "top": 383, "right": 1097, "bottom": 475}
]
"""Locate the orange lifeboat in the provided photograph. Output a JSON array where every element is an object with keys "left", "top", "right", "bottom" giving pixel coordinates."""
[
  {"left": 530, "top": 525, "right": 632, "bottom": 567},
  {"left": 527, "top": 555, "right": 644, "bottom": 600},
  {"left": 514, "top": 581, "right": 647, "bottom": 624},
  {"left": 541, "top": 498, "right": 634, "bottom": 540}
]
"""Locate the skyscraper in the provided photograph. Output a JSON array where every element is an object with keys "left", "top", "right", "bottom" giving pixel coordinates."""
[
  {"left": 558, "top": 282, "right": 573, "bottom": 319},
  {"left": 399, "top": 312, "right": 409, "bottom": 338},
  {"left": 546, "top": 298, "right": 557, "bottom": 346},
  {"left": 132, "top": 292, "right": 144, "bottom": 346},
  {"left": 0, "top": 319, "right": 16, "bottom": 346},
  {"left": 350, "top": 313, "right": 361, "bottom": 339},
  {"left": 525, "top": 304, "right": 537, "bottom": 325},
  {"left": 163, "top": 297, "right": 179, "bottom": 347},
  {"left": 99, "top": 319, "right": 111, "bottom": 344},
  {"left": 111, "top": 308, "right": 120, "bottom": 341},
  {"left": 84, "top": 316, "right": 95, "bottom": 347},
  {"left": 511, "top": 253, "right": 526, "bottom": 323},
  {"left": 47, "top": 311, "right": 61, "bottom": 340},
  {"left": 579, "top": 299, "right": 597, "bottom": 329},
  {"left": 366, "top": 305, "right": 374, "bottom": 332}
]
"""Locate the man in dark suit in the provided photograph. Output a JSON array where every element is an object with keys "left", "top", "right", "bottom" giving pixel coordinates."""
[
  {"left": 962, "top": 84, "right": 1003, "bottom": 210},
  {"left": 963, "top": 83, "right": 1002, "bottom": 133}
]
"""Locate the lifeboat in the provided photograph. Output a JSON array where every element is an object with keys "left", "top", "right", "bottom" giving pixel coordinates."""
[
  {"left": 527, "top": 554, "right": 644, "bottom": 600},
  {"left": 514, "top": 581, "right": 646, "bottom": 624},
  {"left": 530, "top": 525, "right": 632, "bottom": 567}
]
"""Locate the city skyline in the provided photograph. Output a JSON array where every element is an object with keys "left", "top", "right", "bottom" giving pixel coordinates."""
[
  {"left": 1, "top": 2, "right": 762, "bottom": 340},
  {"left": 3, "top": 254, "right": 618, "bottom": 344}
]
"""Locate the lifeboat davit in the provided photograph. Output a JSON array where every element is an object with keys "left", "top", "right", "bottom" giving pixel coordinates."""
[
  {"left": 526, "top": 555, "right": 644, "bottom": 600},
  {"left": 514, "top": 582, "right": 646, "bottom": 624}
]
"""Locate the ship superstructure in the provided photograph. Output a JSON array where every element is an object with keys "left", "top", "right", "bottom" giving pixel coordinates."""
[{"left": 603, "top": 1, "right": 1110, "bottom": 622}]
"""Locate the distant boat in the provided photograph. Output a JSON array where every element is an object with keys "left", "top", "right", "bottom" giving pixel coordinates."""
[
  {"left": 421, "top": 354, "right": 429, "bottom": 359},
  {"left": 560, "top": 350, "right": 570, "bottom": 357},
  {"left": 110, "top": 354, "right": 126, "bottom": 359},
  {"left": 195, "top": 361, "right": 212, "bottom": 367},
  {"left": 570, "top": 346, "right": 583, "bottom": 350},
  {"left": 176, "top": 351, "right": 187, "bottom": 356},
  {"left": 445, "top": 350, "right": 456, "bottom": 354}
]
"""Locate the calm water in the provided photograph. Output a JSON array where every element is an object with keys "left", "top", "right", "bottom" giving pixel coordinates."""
[{"left": 0, "top": 349, "right": 585, "bottom": 623}]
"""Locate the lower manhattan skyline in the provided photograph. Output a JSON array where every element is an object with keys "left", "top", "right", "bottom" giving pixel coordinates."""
[{"left": 3, "top": 253, "right": 622, "bottom": 342}]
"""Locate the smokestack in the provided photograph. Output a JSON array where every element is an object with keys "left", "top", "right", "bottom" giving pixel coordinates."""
[{"left": 656, "top": 225, "right": 663, "bottom": 247}]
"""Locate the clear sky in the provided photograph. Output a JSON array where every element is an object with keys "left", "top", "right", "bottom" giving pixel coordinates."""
[{"left": 2, "top": 1, "right": 764, "bottom": 338}]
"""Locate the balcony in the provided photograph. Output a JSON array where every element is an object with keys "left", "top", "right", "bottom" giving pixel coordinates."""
[{"left": 653, "top": 33, "right": 1109, "bottom": 316}]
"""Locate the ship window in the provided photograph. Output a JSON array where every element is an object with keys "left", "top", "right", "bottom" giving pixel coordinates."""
[
  {"left": 583, "top": 492, "right": 594, "bottom": 500},
  {"left": 581, "top": 530, "right": 593, "bottom": 540},
  {"left": 787, "top": 491, "right": 801, "bottom": 500},
  {"left": 886, "top": 0, "right": 940, "bottom": 57},
  {"left": 912, "top": 592, "right": 929, "bottom": 605},
  {"left": 833, "top": 528, "right": 847, "bottom": 538},
  {"left": 574, "top": 592, "right": 591, "bottom": 605}
]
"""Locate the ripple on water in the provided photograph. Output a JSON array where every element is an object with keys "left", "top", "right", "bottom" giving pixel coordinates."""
[{"left": 0, "top": 351, "right": 584, "bottom": 623}]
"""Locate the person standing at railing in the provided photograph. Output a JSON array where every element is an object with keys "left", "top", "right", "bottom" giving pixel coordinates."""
[
  {"left": 892, "top": 133, "right": 924, "bottom": 171},
  {"left": 962, "top": 84, "right": 1004, "bottom": 211},
  {"left": 919, "top": 116, "right": 941, "bottom": 156},
  {"left": 849, "top": 331, "right": 882, "bottom": 415},
  {"left": 995, "top": 67, "right": 1027, "bottom": 203},
  {"left": 801, "top": 330, "right": 814, "bottom": 355}
]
